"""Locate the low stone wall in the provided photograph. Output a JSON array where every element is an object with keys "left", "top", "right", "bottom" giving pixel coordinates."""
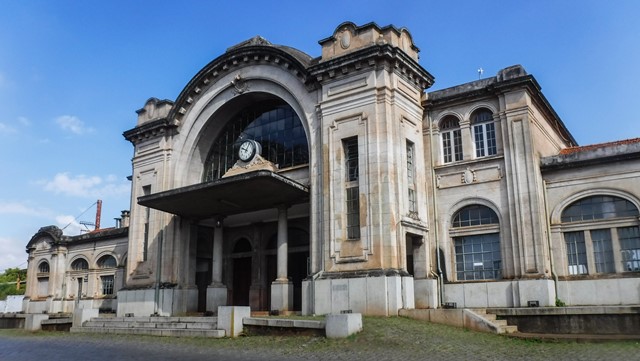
[
  {"left": 0, "top": 313, "right": 26, "bottom": 329},
  {"left": 491, "top": 306, "right": 640, "bottom": 334}
]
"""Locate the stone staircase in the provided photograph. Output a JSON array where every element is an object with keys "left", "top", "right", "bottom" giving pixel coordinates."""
[
  {"left": 70, "top": 316, "right": 225, "bottom": 337},
  {"left": 472, "top": 309, "right": 518, "bottom": 334}
]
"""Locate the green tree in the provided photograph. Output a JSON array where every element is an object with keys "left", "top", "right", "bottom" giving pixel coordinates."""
[{"left": 0, "top": 267, "right": 27, "bottom": 300}]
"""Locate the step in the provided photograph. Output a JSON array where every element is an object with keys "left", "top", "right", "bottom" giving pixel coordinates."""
[{"left": 71, "top": 326, "right": 225, "bottom": 338}]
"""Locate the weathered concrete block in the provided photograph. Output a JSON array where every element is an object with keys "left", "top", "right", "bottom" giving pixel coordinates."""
[
  {"left": 206, "top": 286, "right": 227, "bottom": 313},
  {"left": 270, "top": 281, "right": 293, "bottom": 312},
  {"left": 217, "top": 306, "right": 249, "bottom": 337},
  {"left": 25, "top": 314, "right": 49, "bottom": 331},
  {"left": 325, "top": 313, "right": 362, "bottom": 338},
  {"left": 414, "top": 278, "right": 438, "bottom": 309},
  {"left": 5, "top": 296, "right": 24, "bottom": 313},
  {"left": 72, "top": 308, "right": 99, "bottom": 328}
]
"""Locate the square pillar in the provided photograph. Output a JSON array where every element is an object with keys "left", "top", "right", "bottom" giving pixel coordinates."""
[{"left": 270, "top": 280, "right": 293, "bottom": 312}]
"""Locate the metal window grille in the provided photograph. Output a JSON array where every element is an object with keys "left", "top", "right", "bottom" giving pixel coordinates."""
[
  {"left": 101, "top": 275, "right": 114, "bottom": 295},
  {"left": 561, "top": 196, "right": 639, "bottom": 222},
  {"left": 454, "top": 234, "right": 501, "bottom": 280},
  {"left": 344, "top": 137, "right": 360, "bottom": 239},
  {"left": 591, "top": 229, "right": 615, "bottom": 273},
  {"left": 564, "top": 231, "right": 588, "bottom": 275},
  {"left": 619, "top": 226, "right": 640, "bottom": 272},
  {"left": 203, "top": 102, "right": 309, "bottom": 182}
]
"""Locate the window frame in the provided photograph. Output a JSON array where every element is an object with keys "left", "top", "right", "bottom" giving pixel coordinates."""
[
  {"left": 559, "top": 195, "right": 640, "bottom": 276},
  {"left": 451, "top": 204, "right": 502, "bottom": 281},
  {"left": 440, "top": 116, "right": 463, "bottom": 164},
  {"left": 471, "top": 109, "right": 496, "bottom": 158},
  {"left": 343, "top": 137, "right": 360, "bottom": 240}
]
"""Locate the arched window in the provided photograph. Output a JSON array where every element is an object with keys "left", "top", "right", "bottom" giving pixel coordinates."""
[
  {"left": 38, "top": 261, "right": 50, "bottom": 273},
  {"left": 452, "top": 205, "right": 501, "bottom": 280},
  {"left": 471, "top": 109, "right": 496, "bottom": 158},
  {"left": 561, "top": 195, "right": 640, "bottom": 275},
  {"left": 71, "top": 258, "right": 89, "bottom": 271},
  {"left": 97, "top": 255, "right": 117, "bottom": 269},
  {"left": 203, "top": 100, "right": 308, "bottom": 182},
  {"left": 440, "top": 116, "right": 462, "bottom": 163}
]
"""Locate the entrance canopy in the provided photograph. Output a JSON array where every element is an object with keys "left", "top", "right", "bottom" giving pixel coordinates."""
[{"left": 138, "top": 170, "right": 309, "bottom": 219}]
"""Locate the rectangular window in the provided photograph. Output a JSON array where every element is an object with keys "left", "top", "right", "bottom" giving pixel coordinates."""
[
  {"left": 619, "top": 226, "right": 640, "bottom": 272},
  {"left": 101, "top": 275, "right": 114, "bottom": 295},
  {"left": 442, "top": 129, "right": 462, "bottom": 163},
  {"left": 591, "top": 229, "right": 615, "bottom": 273},
  {"left": 406, "top": 141, "right": 417, "bottom": 215},
  {"left": 564, "top": 231, "right": 588, "bottom": 275},
  {"left": 142, "top": 185, "right": 151, "bottom": 262},
  {"left": 474, "top": 123, "right": 497, "bottom": 157},
  {"left": 406, "top": 141, "right": 415, "bottom": 184},
  {"left": 454, "top": 234, "right": 501, "bottom": 280},
  {"left": 344, "top": 137, "right": 360, "bottom": 239}
]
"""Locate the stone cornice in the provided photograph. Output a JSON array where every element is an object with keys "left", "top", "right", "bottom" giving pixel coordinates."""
[
  {"left": 308, "top": 44, "right": 434, "bottom": 91},
  {"left": 123, "top": 117, "right": 178, "bottom": 145},
  {"left": 425, "top": 74, "right": 576, "bottom": 147},
  {"left": 169, "top": 45, "right": 315, "bottom": 124}
]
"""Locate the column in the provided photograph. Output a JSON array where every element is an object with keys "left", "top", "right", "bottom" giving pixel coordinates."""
[
  {"left": 207, "top": 218, "right": 228, "bottom": 313},
  {"left": 271, "top": 205, "right": 293, "bottom": 312},
  {"left": 277, "top": 206, "right": 288, "bottom": 281}
]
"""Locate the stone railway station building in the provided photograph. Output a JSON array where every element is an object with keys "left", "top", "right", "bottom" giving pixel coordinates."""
[{"left": 24, "top": 22, "right": 640, "bottom": 317}]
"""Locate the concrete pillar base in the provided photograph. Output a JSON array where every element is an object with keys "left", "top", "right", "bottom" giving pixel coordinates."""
[
  {"left": 25, "top": 314, "right": 49, "bottom": 331},
  {"left": 72, "top": 308, "right": 99, "bottom": 328},
  {"left": 206, "top": 285, "right": 228, "bottom": 313},
  {"left": 217, "top": 306, "right": 250, "bottom": 337},
  {"left": 270, "top": 280, "right": 293, "bottom": 312},
  {"left": 325, "top": 313, "right": 363, "bottom": 338},
  {"left": 414, "top": 278, "right": 439, "bottom": 309}
]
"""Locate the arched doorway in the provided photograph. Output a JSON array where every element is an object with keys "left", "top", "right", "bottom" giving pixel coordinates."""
[{"left": 231, "top": 238, "right": 253, "bottom": 306}]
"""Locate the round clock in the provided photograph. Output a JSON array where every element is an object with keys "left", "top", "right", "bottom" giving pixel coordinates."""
[{"left": 238, "top": 140, "right": 259, "bottom": 162}]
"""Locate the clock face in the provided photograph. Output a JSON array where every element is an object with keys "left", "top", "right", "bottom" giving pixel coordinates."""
[{"left": 238, "top": 140, "right": 256, "bottom": 162}]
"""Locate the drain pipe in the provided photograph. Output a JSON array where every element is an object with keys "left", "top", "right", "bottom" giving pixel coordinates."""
[
  {"left": 428, "top": 111, "right": 444, "bottom": 308},
  {"left": 542, "top": 180, "right": 559, "bottom": 303}
]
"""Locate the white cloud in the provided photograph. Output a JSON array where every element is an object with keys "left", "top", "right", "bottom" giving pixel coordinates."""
[
  {"left": 0, "top": 122, "right": 17, "bottom": 134},
  {"left": 55, "top": 214, "right": 84, "bottom": 235},
  {"left": 0, "top": 236, "right": 27, "bottom": 273},
  {"left": 0, "top": 202, "right": 49, "bottom": 217},
  {"left": 55, "top": 115, "right": 93, "bottom": 135},
  {"left": 41, "top": 172, "right": 130, "bottom": 199},
  {"left": 18, "top": 116, "right": 30, "bottom": 127}
]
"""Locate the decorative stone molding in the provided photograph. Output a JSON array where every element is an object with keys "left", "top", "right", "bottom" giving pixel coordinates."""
[
  {"left": 231, "top": 73, "right": 249, "bottom": 95},
  {"left": 222, "top": 155, "right": 278, "bottom": 178}
]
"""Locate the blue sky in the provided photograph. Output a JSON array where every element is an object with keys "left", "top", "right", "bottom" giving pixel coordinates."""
[{"left": 1, "top": 0, "right": 639, "bottom": 273}]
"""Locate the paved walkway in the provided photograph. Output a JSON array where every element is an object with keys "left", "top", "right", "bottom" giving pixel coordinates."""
[{"left": 1, "top": 316, "right": 638, "bottom": 361}]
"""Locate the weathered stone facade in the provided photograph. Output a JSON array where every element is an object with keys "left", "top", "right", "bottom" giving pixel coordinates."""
[
  {"left": 24, "top": 222, "right": 128, "bottom": 314},
  {"left": 24, "top": 22, "right": 640, "bottom": 316}
]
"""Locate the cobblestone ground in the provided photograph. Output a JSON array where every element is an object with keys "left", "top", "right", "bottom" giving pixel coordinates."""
[{"left": 1, "top": 317, "right": 638, "bottom": 361}]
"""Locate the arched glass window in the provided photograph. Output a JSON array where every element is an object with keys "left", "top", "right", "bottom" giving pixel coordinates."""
[
  {"left": 38, "top": 261, "right": 50, "bottom": 273},
  {"left": 97, "top": 255, "right": 117, "bottom": 269},
  {"left": 561, "top": 195, "right": 639, "bottom": 275},
  {"left": 471, "top": 109, "right": 496, "bottom": 157},
  {"left": 452, "top": 205, "right": 501, "bottom": 281},
  {"left": 561, "top": 195, "right": 638, "bottom": 222},
  {"left": 203, "top": 100, "right": 308, "bottom": 182},
  {"left": 71, "top": 258, "right": 89, "bottom": 271},
  {"left": 440, "top": 116, "right": 462, "bottom": 163}
]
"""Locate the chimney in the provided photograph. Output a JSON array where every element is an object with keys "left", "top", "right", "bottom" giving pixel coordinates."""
[{"left": 121, "top": 210, "right": 130, "bottom": 227}]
